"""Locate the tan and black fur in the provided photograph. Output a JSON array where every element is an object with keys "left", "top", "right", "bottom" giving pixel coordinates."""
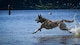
[{"left": 32, "top": 15, "right": 74, "bottom": 34}]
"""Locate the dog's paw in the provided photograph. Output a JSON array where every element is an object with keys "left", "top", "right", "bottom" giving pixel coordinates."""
[
  {"left": 39, "top": 30, "right": 41, "bottom": 32},
  {"left": 68, "top": 31, "right": 72, "bottom": 33},
  {"left": 69, "top": 32, "right": 72, "bottom": 33},
  {"left": 67, "top": 30, "right": 72, "bottom": 33},
  {"left": 32, "top": 32, "right": 36, "bottom": 34}
]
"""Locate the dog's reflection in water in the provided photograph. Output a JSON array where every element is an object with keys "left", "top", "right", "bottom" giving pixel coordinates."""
[{"left": 36, "top": 35, "right": 79, "bottom": 45}]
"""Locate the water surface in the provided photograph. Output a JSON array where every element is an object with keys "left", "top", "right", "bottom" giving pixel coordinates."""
[{"left": 0, "top": 9, "right": 80, "bottom": 45}]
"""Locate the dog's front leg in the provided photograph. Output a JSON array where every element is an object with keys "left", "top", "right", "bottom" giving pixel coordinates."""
[
  {"left": 32, "top": 29, "right": 39, "bottom": 34},
  {"left": 32, "top": 27, "right": 42, "bottom": 34},
  {"left": 32, "top": 24, "right": 44, "bottom": 34}
]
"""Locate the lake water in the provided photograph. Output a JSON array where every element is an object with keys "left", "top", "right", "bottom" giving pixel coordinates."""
[{"left": 0, "top": 9, "right": 80, "bottom": 45}]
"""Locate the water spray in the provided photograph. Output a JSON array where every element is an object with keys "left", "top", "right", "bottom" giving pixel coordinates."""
[
  {"left": 73, "top": 13, "right": 77, "bottom": 28},
  {"left": 70, "top": 13, "right": 80, "bottom": 37}
]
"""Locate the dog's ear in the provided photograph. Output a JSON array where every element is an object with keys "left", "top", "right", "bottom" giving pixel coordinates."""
[
  {"left": 38, "top": 14, "right": 40, "bottom": 19},
  {"left": 39, "top": 14, "right": 41, "bottom": 17},
  {"left": 38, "top": 14, "right": 42, "bottom": 18},
  {"left": 39, "top": 14, "right": 42, "bottom": 18},
  {"left": 38, "top": 14, "right": 39, "bottom": 17}
]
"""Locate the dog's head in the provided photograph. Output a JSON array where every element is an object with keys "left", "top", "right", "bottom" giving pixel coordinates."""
[{"left": 35, "top": 14, "right": 45, "bottom": 23}]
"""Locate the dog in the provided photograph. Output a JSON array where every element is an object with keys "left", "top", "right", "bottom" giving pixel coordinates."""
[{"left": 32, "top": 14, "right": 74, "bottom": 34}]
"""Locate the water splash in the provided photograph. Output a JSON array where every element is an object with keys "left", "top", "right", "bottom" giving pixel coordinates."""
[{"left": 70, "top": 13, "right": 80, "bottom": 36}]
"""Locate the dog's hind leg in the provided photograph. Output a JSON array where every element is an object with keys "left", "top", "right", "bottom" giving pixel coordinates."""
[{"left": 59, "top": 22, "right": 72, "bottom": 33}]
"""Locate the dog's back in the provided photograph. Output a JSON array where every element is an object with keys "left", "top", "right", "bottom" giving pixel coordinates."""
[{"left": 42, "top": 20, "right": 58, "bottom": 29}]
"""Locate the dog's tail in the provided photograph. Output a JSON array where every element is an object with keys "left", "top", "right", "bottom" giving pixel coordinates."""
[
  {"left": 62, "top": 19, "right": 74, "bottom": 23},
  {"left": 62, "top": 14, "right": 77, "bottom": 23}
]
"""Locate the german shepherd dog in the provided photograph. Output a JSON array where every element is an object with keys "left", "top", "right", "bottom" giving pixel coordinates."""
[{"left": 32, "top": 15, "right": 74, "bottom": 34}]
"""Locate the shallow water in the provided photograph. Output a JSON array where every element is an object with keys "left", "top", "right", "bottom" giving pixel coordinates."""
[
  {"left": 36, "top": 35, "right": 80, "bottom": 45},
  {"left": 0, "top": 9, "right": 80, "bottom": 45}
]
